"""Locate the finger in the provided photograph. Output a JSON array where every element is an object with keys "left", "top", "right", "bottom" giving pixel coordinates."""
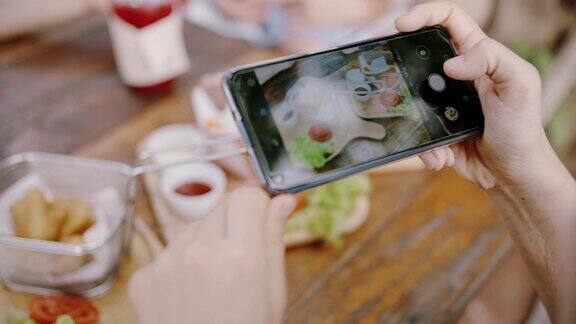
[
  {"left": 445, "top": 146, "right": 455, "bottom": 167},
  {"left": 167, "top": 217, "right": 205, "bottom": 253},
  {"left": 444, "top": 38, "right": 539, "bottom": 93},
  {"left": 452, "top": 140, "right": 485, "bottom": 185},
  {"left": 128, "top": 267, "right": 161, "bottom": 324},
  {"left": 194, "top": 204, "right": 227, "bottom": 242},
  {"left": 225, "top": 187, "right": 270, "bottom": 243},
  {"left": 167, "top": 206, "right": 224, "bottom": 258},
  {"left": 265, "top": 195, "right": 295, "bottom": 246},
  {"left": 395, "top": 1, "right": 486, "bottom": 51},
  {"left": 430, "top": 147, "right": 447, "bottom": 170},
  {"left": 419, "top": 150, "right": 439, "bottom": 170},
  {"left": 265, "top": 195, "right": 296, "bottom": 323}
]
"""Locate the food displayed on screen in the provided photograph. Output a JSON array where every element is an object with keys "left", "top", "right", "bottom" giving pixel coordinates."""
[
  {"left": 255, "top": 42, "right": 428, "bottom": 179},
  {"left": 235, "top": 30, "right": 483, "bottom": 188}
]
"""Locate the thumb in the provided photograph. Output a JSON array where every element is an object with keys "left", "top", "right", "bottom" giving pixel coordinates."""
[
  {"left": 265, "top": 194, "right": 296, "bottom": 324},
  {"left": 443, "top": 38, "right": 539, "bottom": 93},
  {"left": 266, "top": 195, "right": 296, "bottom": 244}
]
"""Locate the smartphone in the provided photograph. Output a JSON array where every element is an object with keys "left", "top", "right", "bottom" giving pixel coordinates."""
[{"left": 223, "top": 26, "right": 484, "bottom": 194}]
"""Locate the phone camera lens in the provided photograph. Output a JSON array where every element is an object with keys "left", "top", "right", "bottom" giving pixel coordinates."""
[
  {"left": 416, "top": 46, "right": 430, "bottom": 60},
  {"left": 428, "top": 73, "right": 446, "bottom": 92}
]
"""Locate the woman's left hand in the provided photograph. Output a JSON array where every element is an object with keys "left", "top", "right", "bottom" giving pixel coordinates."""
[{"left": 128, "top": 187, "right": 295, "bottom": 324}]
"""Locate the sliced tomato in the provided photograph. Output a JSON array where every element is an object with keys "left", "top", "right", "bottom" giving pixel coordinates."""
[
  {"left": 379, "top": 91, "right": 401, "bottom": 107},
  {"left": 29, "top": 295, "right": 99, "bottom": 324},
  {"left": 293, "top": 193, "right": 307, "bottom": 212},
  {"left": 308, "top": 124, "right": 333, "bottom": 143}
]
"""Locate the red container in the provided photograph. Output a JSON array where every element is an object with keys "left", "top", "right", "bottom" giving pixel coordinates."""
[{"left": 112, "top": 0, "right": 181, "bottom": 93}]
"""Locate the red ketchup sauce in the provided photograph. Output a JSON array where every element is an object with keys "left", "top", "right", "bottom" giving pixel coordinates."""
[
  {"left": 175, "top": 182, "right": 213, "bottom": 196},
  {"left": 113, "top": 1, "right": 174, "bottom": 92}
]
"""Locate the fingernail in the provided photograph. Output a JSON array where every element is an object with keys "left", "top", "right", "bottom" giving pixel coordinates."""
[{"left": 394, "top": 15, "right": 411, "bottom": 31}]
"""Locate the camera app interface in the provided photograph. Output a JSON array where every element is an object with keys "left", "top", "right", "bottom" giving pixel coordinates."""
[{"left": 234, "top": 30, "right": 483, "bottom": 187}]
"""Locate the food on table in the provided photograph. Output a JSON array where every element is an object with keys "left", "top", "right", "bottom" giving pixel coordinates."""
[
  {"left": 138, "top": 124, "right": 207, "bottom": 164},
  {"left": 58, "top": 199, "right": 94, "bottom": 239},
  {"left": 0, "top": 310, "right": 35, "bottom": 324},
  {"left": 10, "top": 188, "right": 64, "bottom": 241},
  {"left": 29, "top": 295, "right": 99, "bottom": 324},
  {"left": 293, "top": 193, "right": 307, "bottom": 212},
  {"left": 174, "top": 182, "right": 213, "bottom": 196},
  {"left": 10, "top": 188, "right": 94, "bottom": 243},
  {"left": 286, "top": 175, "right": 371, "bottom": 245},
  {"left": 308, "top": 124, "right": 333, "bottom": 143},
  {"left": 379, "top": 90, "right": 401, "bottom": 107},
  {"left": 289, "top": 135, "right": 333, "bottom": 169},
  {"left": 191, "top": 84, "right": 237, "bottom": 136},
  {"left": 55, "top": 315, "right": 75, "bottom": 324}
]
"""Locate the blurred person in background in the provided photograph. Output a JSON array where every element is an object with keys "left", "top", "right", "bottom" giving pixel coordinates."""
[
  {"left": 186, "top": 0, "right": 497, "bottom": 51},
  {"left": 0, "top": 0, "right": 106, "bottom": 40},
  {"left": 1, "top": 0, "right": 495, "bottom": 44}
]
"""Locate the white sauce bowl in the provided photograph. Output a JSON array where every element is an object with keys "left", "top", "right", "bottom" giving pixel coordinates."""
[{"left": 160, "top": 162, "right": 227, "bottom": 220}]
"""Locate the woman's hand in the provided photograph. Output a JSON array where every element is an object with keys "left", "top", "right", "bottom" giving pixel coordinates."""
[
  {"left": 128, "top": 188, "right": 295, "bottom": 324},
  {"left": 398, "top": 4, "right": 576, "bottom": 322},
  {"left": 396, "top": 1, "right": 547, "bottom": 189}
]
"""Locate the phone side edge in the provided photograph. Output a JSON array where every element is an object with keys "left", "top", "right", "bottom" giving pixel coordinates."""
[{"left": 221, "top": 71, "right": 285, "bottom": 194}]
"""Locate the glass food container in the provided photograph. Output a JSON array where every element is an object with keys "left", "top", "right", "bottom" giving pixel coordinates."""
[{"left": 0, "top": 152, "right": 135, "bottom": 297}]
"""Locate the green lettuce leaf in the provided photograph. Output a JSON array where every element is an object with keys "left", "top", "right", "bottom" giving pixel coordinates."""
[
  {"left": 286, "top": 175, "right": 371, "bottom": 245},
  {"left": 56, "top": 315, "right": 75, "bottom": 324},
  {"left": 289, "top": 135, "right": 332, "bottom": 169},
  {"left": 0, "top": 310, "right": 35, "bottom": 324}
]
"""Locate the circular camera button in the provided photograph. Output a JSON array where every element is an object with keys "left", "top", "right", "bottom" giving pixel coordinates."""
[
  {"left": 416, "top": 45, "right": 430, "bottom": 59},
  {"left": 428, "top": 73, "right": 446, "bottom": 92}
]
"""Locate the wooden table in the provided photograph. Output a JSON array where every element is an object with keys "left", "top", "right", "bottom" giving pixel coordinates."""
[{"left": 0, "top": 18, "right": 511, "bottom": 323}]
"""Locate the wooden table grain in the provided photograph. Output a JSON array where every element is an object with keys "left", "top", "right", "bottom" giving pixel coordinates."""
[{"left": 0, "top": 18, "right": 511, "bottom": 323}]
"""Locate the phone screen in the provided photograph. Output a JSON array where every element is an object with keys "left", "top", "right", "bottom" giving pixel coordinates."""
[{"left": 228, "top": 28, "right": 483, "bottom": 191}]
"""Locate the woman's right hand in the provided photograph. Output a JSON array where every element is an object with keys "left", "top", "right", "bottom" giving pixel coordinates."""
[{"left": 396, "top": 1, "right": 549, "bottom": 189}]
